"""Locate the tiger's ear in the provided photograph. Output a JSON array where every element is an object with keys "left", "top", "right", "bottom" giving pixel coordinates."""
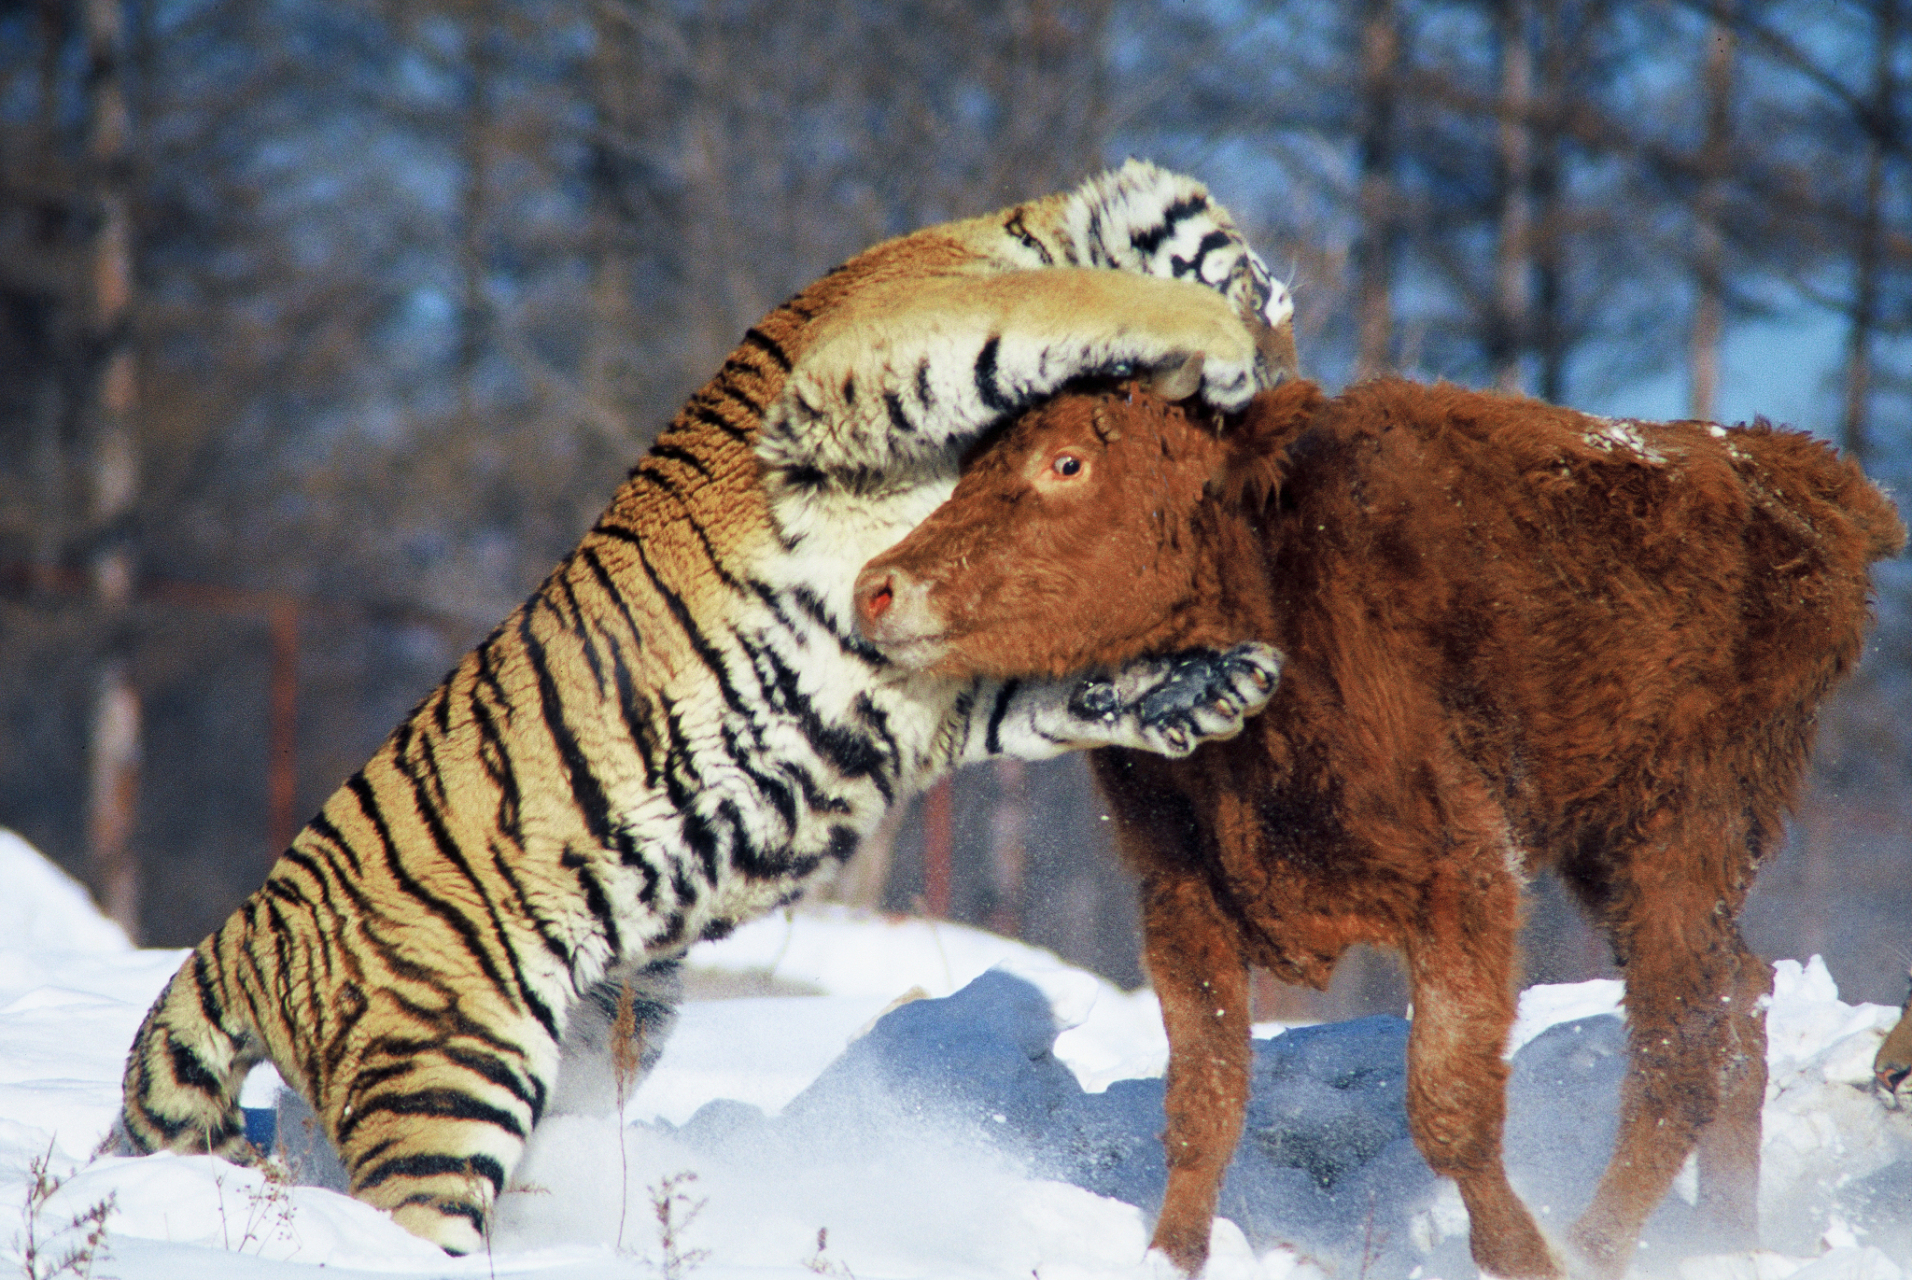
[{"left": 1211, "top": 379, "right": 1324, "bottom": 513}]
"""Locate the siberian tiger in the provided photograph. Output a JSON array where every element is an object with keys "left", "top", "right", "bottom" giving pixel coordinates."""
[{"left": 116, "top": 160, "right": 1298, "bottom": 1250}]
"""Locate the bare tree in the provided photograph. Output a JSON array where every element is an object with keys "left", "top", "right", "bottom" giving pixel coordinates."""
[
  {"left": 1838, "top": 0, "right": 1904, "bottom": 463},
  {"left": 1688, "top": 5, "right": 1737, "bottom": 420},
  {"left": 1492, "top": 0, "right": 1534, "bottom": 392},
  {"left": 80, "top": 0, "right": 143, "bottom": 938},
  {"left": 1353, "top": 0, "right": 1402, "bottom": 379}
]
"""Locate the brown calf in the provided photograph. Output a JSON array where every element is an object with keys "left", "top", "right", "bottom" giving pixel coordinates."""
[{"left": 853, "top": 378, "right": 1904, "bottom": 1278}]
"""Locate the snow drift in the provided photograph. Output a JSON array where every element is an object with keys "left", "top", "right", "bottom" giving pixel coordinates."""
[{"left": 2, "top": 828, "right": 1909, "bottom": 1280}]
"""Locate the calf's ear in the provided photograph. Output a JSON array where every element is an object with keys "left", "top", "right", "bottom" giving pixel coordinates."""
[{"left": 1211, "top": 379, "right": 1324, "bottom": 512}]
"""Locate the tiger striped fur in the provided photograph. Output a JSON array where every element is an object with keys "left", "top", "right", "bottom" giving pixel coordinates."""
[{"left": 116, "top": 160, "right": 1297, "bottom": 1251}]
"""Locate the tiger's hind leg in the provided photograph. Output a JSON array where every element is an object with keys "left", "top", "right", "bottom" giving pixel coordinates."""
[{"left": 118, "top": 945, "right": 266, "bottom": 1163}]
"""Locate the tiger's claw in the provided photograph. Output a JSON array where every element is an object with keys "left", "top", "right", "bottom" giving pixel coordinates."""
[{"left": 1065, "top": 642, "right": 1283, "bottom": 758}]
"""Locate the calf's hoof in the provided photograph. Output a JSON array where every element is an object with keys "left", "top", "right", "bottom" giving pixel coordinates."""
[
  {"left": 1467, "top": 1208, "right": 1564, "bottom": 1280},
  {"left": 1143, "top": 1224, "right": 1211, "bottom": 1279},
  {"left": 1143, "top": 1246, "right": 1200, "bottom": 1280},
  {"left": 1561, "top": 1221, "right": 1633, "bottom": 1280}
]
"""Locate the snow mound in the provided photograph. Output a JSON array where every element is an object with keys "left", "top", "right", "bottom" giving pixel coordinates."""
[
  {"left": 0, "top": 829, "right": 131, "bottom": 957},
  {"left": 685, "top": 905, "right": 1172, "bottom": 1091},
  {"left": 2, "top": 897, "right": 1909, "bottom": 1280}
]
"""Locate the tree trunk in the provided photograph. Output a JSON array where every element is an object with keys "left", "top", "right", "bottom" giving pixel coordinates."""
[
  {"left": 1839, "top": 0, "right": 1897, "bottom": 463},
  {"left": 456, "top": 4, "right": 497, "bottom": 425},
  {"left": 81, "top": 0, "right": 142, "bottom": 940},
  {"left": 1689, "top": 9, "right": 1736, "bottom": 422},
  {"left": 1353, "top": 0, "right": 1399, "bottom": 381},
  {"left": 29, "top": 3, "right": 69, "bottom": 598},
  {"left": 986, "top": 759, "right": 1029, "bottom": 937},
  {"left": 268, "top": 602, "right": 301, "bottom": 857},
  {"left": 1529, "top": 0, "right": 1567, "bottom": 402},
  {"left": 1492, "top": 0, "right": 1533, "bottom": 393},
  {"left": 922, "top": 778, "right": 953, "bottom": 919}
]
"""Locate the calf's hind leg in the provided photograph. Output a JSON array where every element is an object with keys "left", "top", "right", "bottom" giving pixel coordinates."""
[
  {"left": 1694, "top": 937, "right": 1770, "bottom": 1245},
  {"left": 1566, "top": 822, "right": 1769, "bottom": 1277}
]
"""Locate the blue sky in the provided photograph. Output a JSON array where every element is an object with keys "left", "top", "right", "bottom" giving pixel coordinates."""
[{"left": 1599, "top": 311, "right": 1849, "bottom": 437}]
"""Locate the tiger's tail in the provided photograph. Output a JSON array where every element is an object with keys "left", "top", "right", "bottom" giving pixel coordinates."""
[{"left": 116, "top": 938, "right": 265, "bottom": 1164}]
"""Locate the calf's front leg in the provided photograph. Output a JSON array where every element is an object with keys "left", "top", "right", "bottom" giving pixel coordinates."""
[
  {"left": 1093, "top": 749, "right": 1252, "bottom": 1275},
  {"left": 1140, "top": 865, "right": 1252, "bottom": 1274},
  {"left": 1403, "top": 858, "right": 1560, "bottom": 1279}
]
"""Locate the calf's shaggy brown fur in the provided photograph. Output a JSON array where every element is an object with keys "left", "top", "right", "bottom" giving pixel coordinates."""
[{"left": 854, "top": 378, "right": 1903, "bottom": 1278}]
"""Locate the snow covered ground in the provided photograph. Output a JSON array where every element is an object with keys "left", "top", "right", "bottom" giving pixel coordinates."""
[{"left": 2, "top": 825, "right": 1909, "bottom": 1280}]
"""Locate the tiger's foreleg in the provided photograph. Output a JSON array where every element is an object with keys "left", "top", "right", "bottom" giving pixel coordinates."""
[
  {"left": 759, "top": 269, "right": 1274, "bottom": 489},
  {"left": 958, "top": 642, "right": 1282, "bottom": 764},
  {"left": 321, "top": 992, "right": 560, "bottom": 1254}
]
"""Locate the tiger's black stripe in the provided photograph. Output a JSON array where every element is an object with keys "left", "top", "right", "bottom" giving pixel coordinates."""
[
  {"left": 563, "top": 850, "right": 623, "bottom": 957},
  {"left": 753, "top": 638, "right": 893, "bottom": 799},
  {"left": 1003, "top": 209, "right": 1054, "bottom": 264},
  {"left": 647, "top": 441, "right": 718, "bottom": 481},
  {"left": 544, "top": 575, "right": 612, "bottom": 698},
  {"left": 973, "top": 335, "right": 1015, "bottom": 414},
  {"left": 1130, "top": 193, "right": 1210, "bottom": 257},
  {"left": 681, "top": 400, "right": 753, "bottom": 446},
  {"left": 306, "top": 812, "right": 364, "bottom": 878},
  {"left": 596, "top": 522, "right": 770, "bottom": 735},
  {"left": 788, "top": 584, "right": 890, "bottom": 668},
  {"left": 742, "top": 326, "right": 793, "bottom": 372},
  {"left": 441, "top": 1043, "right": 546, "bottom": 1119},
  {"left": 715, "top": 714, "right": 802, "bottom": 847},
  {"left": 745, "top": 578, "right": 806, "bottom": 643},
  {"left": 338, "top": 1090, "right": 527, "bottom": 1145},
  {"left": 852, "top": 693, "right": 902, "bottom": 776},
  {"left": 483, "top": 838, "right": 579, "bottom": 970},
  {"left": 985, "top": 680, "right": 1022, "bottom": 756},
  {"left": 359, "top": 1152, "right": 507, "bottom": 1196},
  {"left": 614, "top": 477, "right": 758, "bottom": 605},
  {"left": 883, "top": 391, "right": 914, "bottom": 435},
  {"left": 1172, "top": 229, "right": 1234, "bottom": 283}
]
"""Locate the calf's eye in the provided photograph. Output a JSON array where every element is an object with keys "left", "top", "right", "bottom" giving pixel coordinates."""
[{"left": 1052, "top": 453, "right": 1084, "bottom": 478}]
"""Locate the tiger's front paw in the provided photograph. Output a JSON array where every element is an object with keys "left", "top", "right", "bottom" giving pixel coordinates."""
[{"left": 1069, "top": 642, "right": 1282, "bottom": 757}]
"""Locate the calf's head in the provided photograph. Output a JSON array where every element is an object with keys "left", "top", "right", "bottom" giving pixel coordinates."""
[{"left": 853, "top": 380, "right": 1322, "bottom": 678}]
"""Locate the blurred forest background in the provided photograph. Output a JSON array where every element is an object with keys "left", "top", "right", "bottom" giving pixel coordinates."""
[{"left": 2, "top": 0, "right": 1910, "bottom": 1016}]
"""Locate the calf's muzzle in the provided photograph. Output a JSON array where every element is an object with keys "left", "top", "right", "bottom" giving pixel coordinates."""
[{"left": 853, "top": 564, "right": 948, "bottom": 667}]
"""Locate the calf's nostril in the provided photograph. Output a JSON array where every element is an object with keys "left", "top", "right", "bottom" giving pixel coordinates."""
[{"left": 855, "top": 571, "right": 896, "bottom": 624}]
